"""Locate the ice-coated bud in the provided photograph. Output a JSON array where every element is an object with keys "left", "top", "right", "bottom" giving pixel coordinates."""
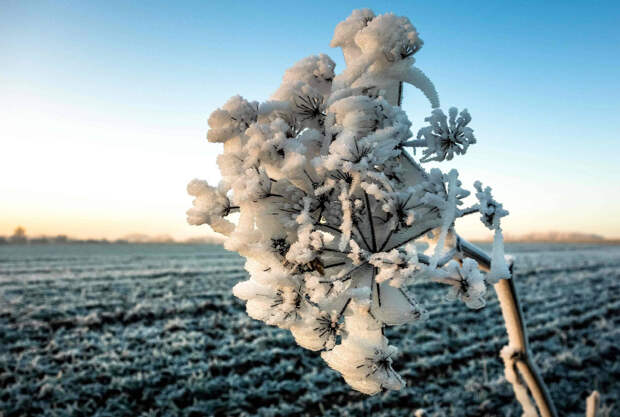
[
  {"left": 417, "top": 107, "right": 476, "bottom": 162},
  {"left": 207, "top": 95, "right": 258, "bottom": 143}
]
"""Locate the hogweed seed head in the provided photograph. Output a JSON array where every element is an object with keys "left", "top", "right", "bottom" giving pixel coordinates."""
[{"left": 187, "top": 9, "right": 509, "bottom": 395}]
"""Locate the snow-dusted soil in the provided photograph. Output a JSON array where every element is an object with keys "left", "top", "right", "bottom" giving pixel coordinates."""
[{"left": 1, "top": 243, "right": 618, "bottom": 416}]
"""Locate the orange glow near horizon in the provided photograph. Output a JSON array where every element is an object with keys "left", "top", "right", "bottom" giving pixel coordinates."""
[
  {"left": 2, "top": 91, "right": 619, "bottom": 241},
  {"left": 3, "top": 47, "right": 619, "bottom": 242}
]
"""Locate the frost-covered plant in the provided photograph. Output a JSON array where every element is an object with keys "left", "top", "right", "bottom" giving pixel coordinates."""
[{"left": 188, "top": 9, "right": 511, "bottom": 396}]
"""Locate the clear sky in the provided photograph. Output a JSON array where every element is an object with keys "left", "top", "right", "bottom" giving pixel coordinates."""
[{"left": 2, "top": 0, "right": 619, "bottom": 240}]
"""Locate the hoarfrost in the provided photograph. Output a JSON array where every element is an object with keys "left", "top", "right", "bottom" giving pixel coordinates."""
[
  {"left": 187, "top": 8, "right": 511, "bottom": 396},
  {"left": 416, "top": 107, "right": 476, "bottom": 162}
]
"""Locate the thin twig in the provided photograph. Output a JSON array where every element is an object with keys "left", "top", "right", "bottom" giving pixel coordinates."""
[
  {"left": 315, "top": 223, "right": 342, "bottom": 235},
  {"left": 378, "top": 228, "right": 394, "bottom": 252},
  {"left": 353, "top": 222, "right": 372, "bottom": 252},
  {"left": 363, "top": 191, "right": 377, "bottom": 251},
  {"left": 384, "top": 226, "right": 435, "bottom": 252},
  {"left": 460, "top": 207, "right": 479, "bottom": 217}
]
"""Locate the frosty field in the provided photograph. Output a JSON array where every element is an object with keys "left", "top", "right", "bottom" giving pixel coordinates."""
[{"left": 0, "top": 243, "right": 618, "bottom": 416}]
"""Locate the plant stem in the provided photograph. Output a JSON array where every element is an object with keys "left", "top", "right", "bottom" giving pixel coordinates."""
[
  {"left": 353, "top": 223, "right": 372, "bottom": 252},
  {"left": 378, "top": 228, "right": 394, "bottom": 252},
  {"left": 363, "top": 192, "right": 377, "bottom": 252},
  {"left": 460, "top": 207, "right": 479, "bottom": 217},
  {"left": 392, "top": 79, "right": 556, "bottom": 414},
  {"left": 456, "top": 235, "right": 558, "bottom": 417},
  {"left": 585, "top": 391, "right": 600, "bottom": 417}
]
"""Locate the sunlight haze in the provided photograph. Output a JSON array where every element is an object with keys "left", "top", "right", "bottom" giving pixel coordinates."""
[{"left": 2, "top": 0, "right": 619, "bottom": 240}]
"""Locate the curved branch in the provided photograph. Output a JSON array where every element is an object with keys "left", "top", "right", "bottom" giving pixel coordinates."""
[
  {"left": 401, "top": 66, "right": 440, "bottom": 109},
  {"left": 456, "top": 235, "right": 558, "bottom": 417}
]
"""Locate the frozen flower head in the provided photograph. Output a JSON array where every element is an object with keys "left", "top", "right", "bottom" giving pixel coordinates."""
[
  {"left": 417, "top": 107, "right": 476, "bottom": 162},
  {"left": 188, "top": 9, "right": 510, "bottom": 396},
  {"left": 437, "top": 259, "right": 487, "bottom": 309},
  {"left": 186, "top": 179, "right": 235, "bottom": 235},
  {"left": 330, "top": 9, "right": 375, "bottom": 49},
  {"left": 207, "top": 95, "right": 258, "bottom": 143},
  {"left": 355, "top": 13, "right": 422, "bottom": 62},
  {"left": 281, "top": 54, "right": 336, "bottom": 97}
]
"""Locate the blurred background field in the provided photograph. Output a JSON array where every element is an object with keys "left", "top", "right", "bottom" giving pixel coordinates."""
[{"left": 1, "top": 243, "right": 618, "bottom": 416}]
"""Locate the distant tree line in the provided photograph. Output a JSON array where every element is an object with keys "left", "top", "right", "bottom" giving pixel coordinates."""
[
  {"left": 0, "top": 227, "right": 224, "bottom": 245},
  {"left": 0, "top": 227, "right": 112, "bottom": 245}
]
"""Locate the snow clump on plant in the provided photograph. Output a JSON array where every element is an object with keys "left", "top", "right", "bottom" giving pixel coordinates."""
[{"left": 187, "top": 9, "right": 510, "bottom": 395}]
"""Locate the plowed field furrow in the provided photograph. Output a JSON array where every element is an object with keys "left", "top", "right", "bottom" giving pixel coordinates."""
[{"left": 1, "top": 243, "right": 618, "bottom": 417}]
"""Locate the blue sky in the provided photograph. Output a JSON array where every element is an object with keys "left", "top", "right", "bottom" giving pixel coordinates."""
[{"left": 2, "top": 0, "right": 619, "bottom": 239}]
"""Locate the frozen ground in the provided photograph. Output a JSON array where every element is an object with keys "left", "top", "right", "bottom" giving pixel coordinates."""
[{"left": 0, "top": 243, "right": 618, "bottom": 416}]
